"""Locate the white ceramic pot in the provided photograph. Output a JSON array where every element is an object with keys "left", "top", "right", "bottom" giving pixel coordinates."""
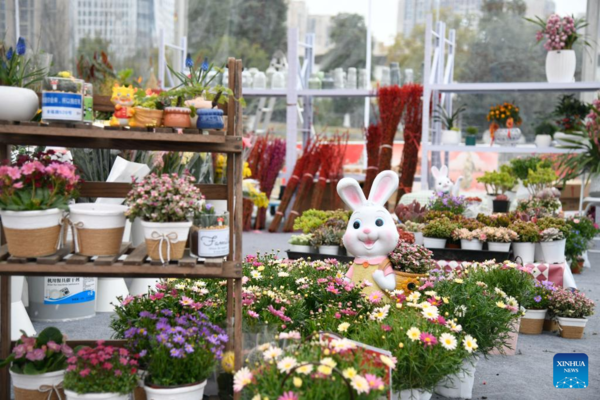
[
  {"left": 65, "top": 391, "right": 129, "bottom": 400},
  {"left": 461, "top": 239, "right": 483, "bottom": 251},
  {"left": 141, "top": 220, "right": 192, "bottom": 262},
  {"left": 0, "top": 86, "right": 40, "bottom": 121},
  {"left": 520, "top": 309, "right": 547, "bottom": 335},
  {"left": 318, "top": 245, "right": 340, "bottom": 256},
  {"left": 441, "top": 130, "right": 461, "bottom": 145},
  {"left": 290, "top": 244, "right": 312, "bottom": 253},
  {"left": 413, "top": 231, "right": 424, "bottom": 246},
  {"left": 557, "top": 316, "right": 588, "bottom": 339},
  {"left": 394, "top": 388, "right": 432, "bottom": 400},
  {"left": 487, "top": 242, "right": 511, "bottom": 252},
  {"left": 554, "top": 131, "right": 583, "bottom": 146},
  {"left": 535, "top": 134, "right": 552, "bottom": 148},
  {"left": 143, "top": 380, "right": 206, "bottom": 400},
  {"left": 68, "top": 204, "right": 128, "bottom": 256},
  {"left": 423, "top": 237, "right": 446, "bottom": 249},
  {"left": 513, "top": 242, "right": 535, "bottom": 264},
  {"left": 546, "top": 50, "right": 576, "bottom": 83},
  {"left": 10, "top": 369, "right": 65, "bottom": 390},
  {"left": 535, "top": 242, "right": 544, "bottom": 262},
  {"left": 541, "top": 239, "right": 566, "bottom": 264},
  {"left": 435, "top": 356, "right": 479, "bottom": 399},
  {"left": 494, "top": 128, "right": 521, "bottom": 146},
  {"left": 0, "top": 208, "right": 63, "bottom": 257}
]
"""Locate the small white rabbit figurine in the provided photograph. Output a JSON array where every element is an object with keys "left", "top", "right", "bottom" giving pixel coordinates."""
[
  {"left": 337, "top": 171, "right": 399, "bottom": 298},
  {"left": 431, "top": 165, "right": 463, "bottom": 196}
]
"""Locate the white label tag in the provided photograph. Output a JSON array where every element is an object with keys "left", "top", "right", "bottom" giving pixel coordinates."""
[
  {"left": 43, "top": 277, "right": 96, "bottom": 305},
  {"left": 196, "top": 227, "right": 230, "bottom": 257}
]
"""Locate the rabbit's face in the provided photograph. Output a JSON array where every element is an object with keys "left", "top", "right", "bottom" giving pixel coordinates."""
[
  {"left": 343, "top": 205, "right": 399, "bottom": 257},
  {"left": 435, "top": 177, "right": 453, "bottom": 193}
]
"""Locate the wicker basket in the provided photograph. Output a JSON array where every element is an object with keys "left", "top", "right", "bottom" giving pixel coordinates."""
[
  {"left": 519, "top": 317, "right": 544, "bottom": 335},
  {"left": 558, "top": 317, "right": 587, "bottom": 339},
  {"left": 543, "top": 318, "right": 559, "bottom": 332},
  {"left": 393, "top": 271, "right": 427, "bottom": 291}
]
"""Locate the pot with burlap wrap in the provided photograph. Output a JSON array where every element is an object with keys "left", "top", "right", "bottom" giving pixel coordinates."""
[
  {"left": 141, "top": 220, "right": 192, "bottom": 263},
  {"left": 68, "top": 204, "right": 128, "bottom": 256},
  {"left": 0, "top": 209, "right": 64, "bottom": 257}
]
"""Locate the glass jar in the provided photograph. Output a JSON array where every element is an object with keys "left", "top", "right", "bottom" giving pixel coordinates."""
[
  {"left": 190, "top": 212, "right": 230, "bottom": 258},
  {"left": 42, "top": 76, "right": 84, "bottom": 122},
  {"left": 346, "top": 68, "right": 357, "bottom": 89},
  {"left": 83, "top": 83, "right": 94, "bottom": 124},
  {"left": 358, "top": 68, "right": 368, "bottom": 89},
  {"left": 308, "top": 73, "right": 321, "bottom": 89},
  {"left": 321, "top": 72, "right": 334, "bottom": 89}
]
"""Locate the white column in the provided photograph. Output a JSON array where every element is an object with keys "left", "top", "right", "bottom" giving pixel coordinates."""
[{"left": 285, "top": 28, "right": 299, "bottom": 181}]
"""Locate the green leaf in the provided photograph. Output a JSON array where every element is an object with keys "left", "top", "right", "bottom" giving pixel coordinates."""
[{"left": 37, "top": 327, "right": 64, "bottom": 345}]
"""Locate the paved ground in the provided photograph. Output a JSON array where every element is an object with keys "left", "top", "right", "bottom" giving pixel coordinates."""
[{"left": 30, "top": 231, "right": 599, "bottom": 399}]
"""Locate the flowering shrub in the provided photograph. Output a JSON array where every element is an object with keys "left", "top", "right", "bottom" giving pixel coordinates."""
[
  {"left": 486, "top": 102, "right": 522, "bottom": 129},
  {"left": 536, "top": 216, "right": 571, "bottom": 237},
  {"left": 388, "top": 242, "right": 435, "bottom": 274},
  {"left": 0, "top": 151, "right": 80, "bottom": 211},
  {"left": 452, "top": 228, "right": 487, "bottom": 242},
  {"left": 521, "top": 280, "right": 555, "bottom": 310},
  {"left": 540, "top": 227, "right": 565, "bottom": 242},
  {"left": 422, "top": 218, "right": 457, "bottom": 239},
  {"left": 549, "top": 287, "right": 595, "bottom": 319},
  {"left": 63, "top": 342, "right": 138, "bottom": 394},
  {"left": 234, "top": 337, "right": 393, "bottom": 399},
  {"left": 289, "top": 234, "right": 313, "bottom": 246},
  {"left": 0, "top": 327, "right": 73, "bottom": 374},
  {"left": 125, "top": 173, "right": 202, "bottom": 222},
  {"left": 527, "top": 14, "right": 588, "bottom": 51},
  {"left": 481, "top": 227, "right": 517, "bottom": 243},
  {"left": 428, "top": 192, "right": 466, "bottom": 215},
  {"left": 467, "top": 262, "right": 533, "bottom": 307},
  {"left": 508, "top": 220, "right": 540, "bottom": 243}
]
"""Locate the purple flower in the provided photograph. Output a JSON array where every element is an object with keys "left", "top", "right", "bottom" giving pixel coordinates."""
[
  {"left": 13, "top": 344, "right": 26, "bottom": 359},
  {"left": 170, "top": 348, "right": 184, "bottom": 358},
  {"left": 139, "top": 311, "right": 156, "bottom": 319},
  {"left": 124, "top": 327, "right": 138, "bottom": 339},
  {"left": 534, "top": 295, "right": 542, "bottom": 303},
  {"left": 139, "top": 350, "right": 147, "bottom": 357},
  {"left": 16, "top": 37, "right": 26, "bottom": 56},
  {"left": 201, "top": 57, "right": 209, "bottom": 72},
  {"left": 184, "top": 343, "right": 194, "bottom": 354},
  {"left": 185, "top": 53, "right": 193, "bottom": 68},
  {"left": 6, "top": 47, "right": 13, "bottom": 61},
  {"left": 160, "top": 309, "right": 173, "bottom": 316},
  {"left": 173, "top": 334, "right": 185, "bottom": 345},
  {"left": 205, "top": 203, "right": 213, "bottom": 210},
  {"left": 156, "top": 333, "right": 168, "bottom": 343}
]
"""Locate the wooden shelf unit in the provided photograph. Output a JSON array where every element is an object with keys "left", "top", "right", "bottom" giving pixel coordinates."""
[{"left": 0, "top": 58, "right": 244, "bottom": 399}]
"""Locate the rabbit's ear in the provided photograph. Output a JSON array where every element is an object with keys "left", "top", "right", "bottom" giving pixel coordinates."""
[
  {"left": 368, "top": 171, "right": 399, "bottom": 207},
  {"left": 337, "top": 178, "right": 367, "bottom": 211},
  {"left": 431, "top": 166, "right": 440, "bottom": 179},
  {"left": 440, "top": 165, "right": 449, "bottom": 177}
]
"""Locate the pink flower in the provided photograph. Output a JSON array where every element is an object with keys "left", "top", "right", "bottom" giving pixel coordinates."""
[
  {"left": 419, "top": 332, "right": 438, "bottom": 348},
  {"left": 47, "top": 341, "right": 61, "bottom": 352},
  {"left": 381, "top": 324, "right": 392, "bottom": 332},
  {"left": 368, "top": 291, "right": 384, "bottom": 304},
  {"left": 66, "top": 365, "right": 77, "bottom": 372},
  {"left": 121, "top": 295, "right": 134, "bottom": 305},
  {"left": 102, "top": 362, "right": 113, "bottom": 370},
  {"left": 278, "top": 392, "right": 299, "bottom": 400},
  {"left": 7, "top": 167, "right": 21, "bottom": 180},
  {"left": 26, "top": 348, "right": 45, "bottom": 361},
  {"left": 114, "top": 369, "right": 122, "bottom": 376},
  {"left": 365, "top": 373, "right": 385, "bottom": 389},
  {"left": 12, "top": 344, "right": 26, "bottom": 359},
  {"left": 247, "top": 310, "right": 259, "bottom": 319},
  {"left": 179, "top": 296, "right": 194, "bottom": 306},
  {"left": 80, "top": 368, "right": 91, "bottom": 377}
]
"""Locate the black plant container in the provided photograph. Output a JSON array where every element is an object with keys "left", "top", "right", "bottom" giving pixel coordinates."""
[{"left": 492, "top": 199, "right": 510, "bottom": 213}]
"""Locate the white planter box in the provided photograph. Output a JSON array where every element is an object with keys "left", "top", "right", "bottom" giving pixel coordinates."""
[
  {"left": 487, "top": 242, "right": 511, "bottom": 252},
  {"left": 541, "top": 239, "right": 566, "bottom": 264},
  {"left": 423, "top": 237, "right": 446, "bottom": 249},
  {"left": 65, "top": 391, "right": 129, "bottom": 400},
  {"left": 143, "top": 380, "right": 206, "bottom": 400},
  {"left": 393, "top": 388, "right": 433, "bottom": 400},
  {"left": 512, "top": 242, "right": 535, "bottom": 264},
  {"left": 290, "top": 244, "right": 312, "bottom": 253},
  {"left": 318, "top": 245, "right": 340, "bottom": 256},
  {"left": 461, "top": 239, "right": 483, "bottom": 250},
  {"left": 413, "top": 231, "right": 424, "bottom": 245},
  {"left": 435, "top": 356, "right": 479, "bottom": 399}
]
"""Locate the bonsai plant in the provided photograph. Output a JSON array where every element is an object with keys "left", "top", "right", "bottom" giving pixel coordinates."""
[
  {"left": 534, "top": 121, "right": 557, "bottom": 147},
  {"left": 125, "top": 173, "right": 202, "bottom": 263},
  {"left": 434, "top": 104, "right": 466, "bottom": 145},
  {"left": 486, "top": 102, "right": 522, "bottom": 145},
  {"left": 509, "top": 157, "right": 552, "bottom": 182},
  {"left": 288, "top": 233, "right": 314, "bottom": 253},
  {"left": 549, "top": 287, "right": 595, "bottom": 339},
  {"left": 481, "top": 227, "right": 517, "bottom": 252},
  {"left": 63, "top": 342, "right": 138, "bottom": 400},
  {"left": 519, "top": 280, "right": 554, "bottom": 335},
  {"left": 508, "top": 220, "right": 541, "bottom": 264},
  {"left": 465, "top": 126, "right": 478, "bottom": 146},
  {"left": 477, "top": 167, "right": 516, "bottom": 213},
  {"left": 422, "top": 218, "right": 456, "bottom": 249},
  {"left": 0, "top": 150, "right": 81, "bottom": 258}
]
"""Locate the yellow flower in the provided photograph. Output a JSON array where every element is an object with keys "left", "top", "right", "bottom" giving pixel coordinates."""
[
  {"left": 296, "top": 364, "right": 313, "bottom": 375},
  {"left": 337, "top": 322, "right": 350, "bottom": 333},
  {"left": 321, "top": 357, "right": 337, "bottom": 368},
  {"left": 221, "top": 351, "right": 235, "bottom": 373},
  {"left": 293, "top": 377, "right": 302, "bottom": 388},
  {"left": 317, "top": 365, "right": 332, "bottom": 375},
  {"left": 442, "top": 297, "right": 450, "bottom": 304},
  {"left": 454, "top": 279, "right": 464, "bottom": 284},
  {"left": 343, "top": 367, "right": 358, "bottom": 379},
  {"left": 399, "top": 342, "right": 404, "bottom": 348},
  {"left": 496, "top": 301, "right": 506, "bottom": 309},
  {"left": 243, "top": 161, "right": 252, "bottom": 178},
  {"left": 380, "top": 355, "right": 396, "bottom": 369},
  {"left": 58, "top": 71, "right": 72, "bottom": 78}
]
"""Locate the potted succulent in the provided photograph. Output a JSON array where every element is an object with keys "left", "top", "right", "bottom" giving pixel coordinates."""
[
  {"left": 534, "top": 121, "right": 556, "bottom": 147},
  {"left": 0, "top": 37, "right": 48, "bottom": 121},
  {"left": 0, "top": 327, "right": 72, "bottom": 400},
  {"left": 63, "top": 342, "right": 138, "bottom": 400},
  {"left": 125, "top": 173, "right": 202, "bottom": 263},
  {"left": 395, "top": 200, "right": 427, "bottom": 245},
  {"left": 0, "top": 151, "right": 81, "bottom": 258},
  {"left": 310, "top": 218, "right": 345, "bottom": 255},
  {"left": 422, "top": 218, "right": 456, "bottom": 249},
  {"left": 540, "top": 227, "right": 566, "bottom": 264},
  {"left": 519, "top": 280, "right": 553, "bottom": 335},
  {"left": 549, "top": 287, "right": 595, "bottom": 339},
  {"left": 452, "top": 228, "right": 486, "bottom": 251},
  {"left": 402, "top": 221, "right": 426, "bottom": 245},
  {"left": 487, "top": 102, "right": 522, "bottom": 145},
  {"left": 465, "top": 126, "right": 478, "bottom": 146},
  {"left": 190, "top": 202, "right": 230, "bottom": 258},
  {"left": 509, "top": 220, "right": 540, "bottom": 264},
  {"left": 288, "top": 233, "right": 314, "bottom": 253},
  {"left": 130, "top": 89, "right": 164, "bottom": 128},
  {"left": 433, "top": 104, "right": 466, "bottom": 145},
  {"left": 481, "top": 227, "right": 517, "bottom": 252}
]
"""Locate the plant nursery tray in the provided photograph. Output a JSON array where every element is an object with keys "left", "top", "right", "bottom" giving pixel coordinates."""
[
  {"left": 428, "top": 248, "right": 512, "bottom": 262},
  {"left": 286, "top": 250, "right": 355, "bottom": 263}
]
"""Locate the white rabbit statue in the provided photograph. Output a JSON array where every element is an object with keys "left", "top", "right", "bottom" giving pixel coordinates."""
[
  {"left": 337, "top": 170, "right": 399, "bottom": 298},
  {"left": 431, "top": 165, "right": 463, "bottom": 196}
]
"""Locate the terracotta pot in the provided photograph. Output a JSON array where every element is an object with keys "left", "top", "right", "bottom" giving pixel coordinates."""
[
  {"left": 130, "top": 107, "right": 163, "bottom": 128},
  {"left": 163, "top": 107, "right": 191, "bottom": 128},
  {"left": 571, "top": 261, "right": 583, "bottom": 274}
]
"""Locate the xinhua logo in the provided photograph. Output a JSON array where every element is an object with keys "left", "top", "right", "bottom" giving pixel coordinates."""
[{"left": 554, "top": 353, "right": 588, "bottom": 389}]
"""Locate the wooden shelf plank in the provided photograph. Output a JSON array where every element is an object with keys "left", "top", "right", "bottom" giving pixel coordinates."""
[{"left": 79, "top": 182, "right": 228, "bottom": 200}]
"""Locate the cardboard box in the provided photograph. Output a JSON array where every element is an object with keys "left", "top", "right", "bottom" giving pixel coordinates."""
[{"left": 560, "top": 183, "right": 589, "bottom": 211}]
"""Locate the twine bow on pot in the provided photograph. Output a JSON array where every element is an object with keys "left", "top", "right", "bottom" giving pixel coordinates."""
[
  {"left": 38, "top": 383, "right": 63, "bottom": 400},
  {"left": 68, "top": 220, "right": 85, "bottom": 253},
  {"left": 150, "top": 231, "right": 179, "bottom": 264}
]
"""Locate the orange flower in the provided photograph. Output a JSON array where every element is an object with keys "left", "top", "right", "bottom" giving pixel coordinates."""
[{"left": 506, "top": 118, "right": 514, "bottom": 128}]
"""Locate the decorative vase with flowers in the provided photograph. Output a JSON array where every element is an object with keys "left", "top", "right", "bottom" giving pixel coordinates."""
[
  {"left": 125, "top": 173, "right": 202, "bottom": 263},
  {"left": 549, "top": 287, "right": 595, "bottom": 339},
  {"left": 0, "top": 151, "right": 80, "bottom": 258},
  {"left": 487, "top": 102, "right": 522, "bottom": 146}
]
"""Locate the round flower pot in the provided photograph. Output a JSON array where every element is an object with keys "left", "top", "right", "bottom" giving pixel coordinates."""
[
  {"left": 512, "top": 242, "right": 535, "bottom": 264},
  {"left": 423, "top": 237, "right": 446, "bottom": 249},
  {"left": 441, "top": 130, "right": 461, "bottom": 145},
  {"left": 435, "top": 356, "right": 479, "bottom": 399},
  {"left": 196, "top": 108, "right": 224, "bottom": 130},
  {"left": 571, "top": 260, "right": 583, "bottom": 274},
  {"left": 163, "top": 107, "right": 191, "bottom": 128},
  {"left": 490, "top": 318, "right": 520, "bottom": 355},
  {"left": 535, "top": 242, "right": 545, "bottom": 263},
  {"left": 0, "top": 209, "right": 63, "bottom": 258},
  {"left": 68, "top": 204, "right": 128, "bottom": 256},
  {"left": 10, "top": 369, "right": 65, "bottom": 400},
  {"left": 492, "top": 199, "right": 510, "bottom": 213},
  {"left": 318, "top": 245, "right": 340, "bottom": 256},
  {"left": 535, "top": 134, "right": 552, "bottom": 147},
  {"left": 557, "top": 317, "right": 587, "bottom": 339},
  {"left": 130, "top": 107, "right": 163, "bottom": 128},
  {"left": 520, "top": 309, "right": 547, "bottom": 335},
  {"left": 141, "top": 220, "right": 192, "bottom": 263},
  {"left": 487, "top": 242, "right": 511, "bottom": 252},
  {"left": 544, "top": 316, "right": 559, "bottom": 332},
  {"left": 394, "top": 388, "right": 432, "bottom": 400},
  {"left": 290, "top": 244, "right": 312, "bottom": 253},
  {"left": 465, "top": 136, "right": 477, "bottom": 146},
  {"left": 412, "top": 231, "right": 424, "bottom": 246},
  {"left": 461, "top": 239, "right": 483, "bottom": 250},
  {"left": 540, "top": 239, "right": 566, "bottom": 264},
  {"left": 65, "top": 391, "right": 129, "bottom": 400},
  {"left": 546, "top": 50, "right": 576, "bottom": 83},
  {"left": 0, "top": 86, "right": 40, "bottom": 122},
  {"left": 393, "top": 271, "right": 427, "bottom": 292},
  {"left": 494, "top": 128, "right": 521, "bottom": 146},
  {"left": 143, "top": 380, "right": 206, "bottom": 400}
]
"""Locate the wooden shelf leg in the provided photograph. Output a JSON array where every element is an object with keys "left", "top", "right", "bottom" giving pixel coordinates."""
[
  {"left": 0, "top": 276, "right": 11, "bottom": 399},
  {"left": 226, "top": 278, "right": 234, "bottom": 352},
  {"left": 233, "top": 277, "right": 243, "bottom": 400}
]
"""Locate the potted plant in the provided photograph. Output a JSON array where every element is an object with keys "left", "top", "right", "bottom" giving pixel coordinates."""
[
  {"left": 63, "top": 342, "right": 138, "bottom": 400},
  {"left": 0, "top": 327, "right": 72, "bottom": 400},
  {"left": 137, "top": 312, "right": 228, "bottom": 399},
  {"left": 310, "top": 218, "right": 345, "bottom": 255},
  {"left": 452, "top": 228, "right": 486, "bottom": 251},
  {"left": 422, "top": 218, "right": 456, "bottom": 249},
  {"left": 125, "top": 173, "right": 202, "bottom": 263},
  {"left": 526, "top": 14, "right": 589, "bottom": 83},
  {"left": 130, "top": 89, "right": 164, "bottom": 128},
  {"left": 395, "top": 201, "right": 427, "bottom": 244},
  {"left": 0, "top": 151, "right": 81, "bottom": 258},
  {"left": 549, "top": 287, "right": 595, "bottom": 339},
  {"left": 487, "top": 102, "right": 522, "bottom": 145},
  {"left": 476, "top": 167, "right": 516, "bottom": 212},
  {"left": 0, "top": 37, "right": 48, "bottom": 121},
  {"left": 428, "top": 192, "right": 466, "bottom": 216},
  {"left": 433, "top": 104, "right": 466, "bottom": 145},
  {"left": 519, "top": 280, "right": 553, "bottom": 335},
  {"left": 289, "top": 233, "right": 314, "bottom": 253},
  {"left": 389, "top": 241, "right": 435, "bottom": 286},
  {"left": 465, "top": 126, "right": 478, "bottom": 146},
  {"left": 509, "top": 220, "right": 540, "bottom": 264},
  {"left": 534, "top": 121, "right": 556, "bottom": 147},
  {"left": 402, "top": 221, "right": 426, "bottom": 245},
  {"left": 481, "top": 227, "right": 517, "bottom": 252},
  {"left": 540, "top": 227, "right": 566, "bottom": 264},
  {"left": 68, "top": 203, "right": 128, "bottom": 256},
  {"left": 190, "top": 202, "right": 230, "bottom": 258},
  {"left": 492, "top": 194, "right": 510, "bottom": 213}
]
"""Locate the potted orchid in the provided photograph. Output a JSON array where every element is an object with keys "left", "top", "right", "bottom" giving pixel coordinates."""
[
  {"left": 519, "top": 280, "right": 554, "bottom": 335},
  {"left": 63, "top": 342, "right": 138, "bottom": 400},
  {"left": 549, "top": 287, "right": 595, "bottom": 339},
  {"left": 0, "top": 327, "right": 73, "bottom": 400},
  {"left": 452, "top": 228, "right": 486, "bottom": 251},
  {"left": 540, "top": 227, "right": 566, "bottom": 264},
  {"left": 0, "top": 151, "right": 81, "bottom": 258},
  {"left": 481, "top": 227, "right": 518, "bottom": 252},
  {"left": 125, "top": 173, "right": 202, "bottom": 263}
]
